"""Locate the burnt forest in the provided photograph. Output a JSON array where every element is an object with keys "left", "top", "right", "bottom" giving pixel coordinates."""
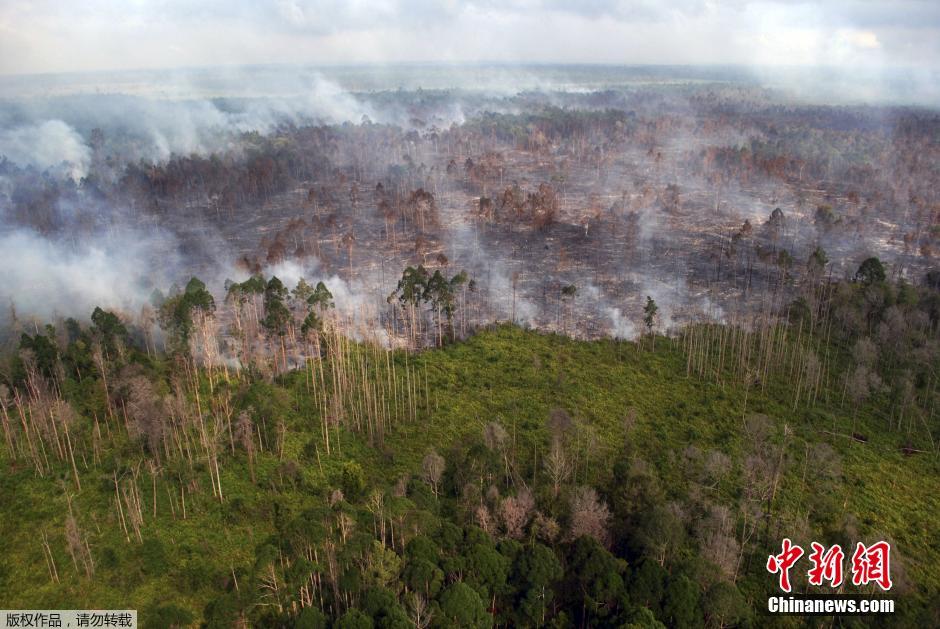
[{"left": 0, "top": 58, "right": 939, "bottom": 629}]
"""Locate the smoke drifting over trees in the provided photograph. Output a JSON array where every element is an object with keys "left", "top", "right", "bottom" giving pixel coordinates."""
[
  {"left": 1, "top": 0, "right": 939, "bottom": 625},
  {"left": 2, "top": 65, "right": 939, "bottom": 354},
  {"left": 1, "top": 59, "right": 940, "bottom": 628}
]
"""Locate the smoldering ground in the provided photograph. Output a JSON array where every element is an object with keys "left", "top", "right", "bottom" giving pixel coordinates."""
[{"left": 0, "top": 65, "right": 937, "bottom": 348}]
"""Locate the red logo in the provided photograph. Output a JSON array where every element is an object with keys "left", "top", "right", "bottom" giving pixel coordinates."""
[
  {"left": 807, "top": 542, "right": 845, "bottom": 587},
  {"left": 768, "top": 540, "right": 892, "bottom": 592},
  {"left": 767, "top": 538, "right": 804, "bottom": 593},
  {"left": 851, "top": 541, "right": 893, "bottom": 591}
]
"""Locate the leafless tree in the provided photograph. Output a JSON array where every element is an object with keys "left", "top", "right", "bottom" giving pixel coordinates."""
[
  {"left": 64, "top": 512, "right": 94, "bottom": 578},
  {"left": 474, "top": 504, "right": 492, "bottom": 534},
  {"left": 121, "top": 368, "right": 168, "bottom": 457},
  {"left": 422, "top": 450, "right": 445, "bottom": 496},
  {"left": 499, "top": 489, "right": 535, "bottom": 539},
  {"left": 407, "top": 592, "right": 433, "bottom": 629},
  {"left": 235, "top": 410, "right": 256, "bottom": 482},
  {"left": 847, "top": 364, "right": 882, "bottom": 432},
  {"left": 544, "top": 437, "right": 571, "bottom": 498},
  {"left": 569, "top": 486, "right": 611, "bottom": 546},
  {"left": 483, "top": 421, "right": 508, "bottom": 451},
  {"left": 696, "top": 503, "right": 740, "bottom": 582}
]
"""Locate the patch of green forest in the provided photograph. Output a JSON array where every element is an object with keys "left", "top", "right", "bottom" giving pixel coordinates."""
[{"left": 1, "top": 271, "right": 939, "bottom": 628}]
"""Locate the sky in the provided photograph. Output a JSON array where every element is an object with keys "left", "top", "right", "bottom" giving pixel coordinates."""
[{"left": 0, "top": 1, "right": 939, "bottom": 76}]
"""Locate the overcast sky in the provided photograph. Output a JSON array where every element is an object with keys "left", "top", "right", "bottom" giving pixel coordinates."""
[{"left": 1, "top": 1, "right": 939, "bottom": 76}]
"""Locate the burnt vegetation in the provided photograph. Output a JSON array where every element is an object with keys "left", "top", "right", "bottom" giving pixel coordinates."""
[{"left": 1, "top": 80, "right": 940, "bottom": 627}]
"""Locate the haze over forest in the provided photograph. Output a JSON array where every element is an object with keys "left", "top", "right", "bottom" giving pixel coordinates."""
[
  {"left": 1, "top": 1, "right": 939, "bottom": 337},
  {"left": 1, "top": 2, "right": 939, "bottom": 628},
  {"left": 1, "top": 60, "right": 938, "bottom": 341}
]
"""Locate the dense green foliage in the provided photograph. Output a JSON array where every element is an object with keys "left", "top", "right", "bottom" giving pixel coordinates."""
[{"left": 1, "top": 274, "right": 939, "bottom": 627}]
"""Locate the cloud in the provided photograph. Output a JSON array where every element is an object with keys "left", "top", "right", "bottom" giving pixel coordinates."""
[
  {"left": 1, "top": 1, "right": 938, "bottom": 75},
  {"left": 840, "top": 29, "right": 880, "bottom": 50}
]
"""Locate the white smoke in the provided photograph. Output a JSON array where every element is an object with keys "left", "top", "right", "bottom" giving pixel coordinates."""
[
  {"left": 485, "top": 260, "right": 538, "bottom": 326},
  {"left": 262, "top": 257, "right": 388, "bottom": 343},
  {"left": 605, "top": 306, "right": 636, "bottom": 339},
  {"left": 0, "top": 120, "right": 90, "bottom": 180},
  {"left": 0, "top": 71, "right": 385, "bottom": 174},
  {"left": 307, "top": 74, "right": 375, "bottom": 124},
  {"left": 0, "top": 227, "right": 181, "bottom": 321}
]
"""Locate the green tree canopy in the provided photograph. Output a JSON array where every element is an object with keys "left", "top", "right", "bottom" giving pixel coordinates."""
[
  {"left": 856, "top": 257, "right": 886, "bottom": 285},
  {"left": 643, "top": 296, "right": 658, "bottom": 334},
  {"left": 437, "top": 581, "right": 489, "bottom": 628},
  {"left": 157, "top": 276, "right": 215, "bottom": 351},
  {"left": 262, "top": 276, "right": 291, "bottom": 336}
]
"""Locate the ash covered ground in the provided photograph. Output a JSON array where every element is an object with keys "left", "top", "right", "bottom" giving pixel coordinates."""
[{"left": 1, "top": 65, "right": 938, "bottom": 347}]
